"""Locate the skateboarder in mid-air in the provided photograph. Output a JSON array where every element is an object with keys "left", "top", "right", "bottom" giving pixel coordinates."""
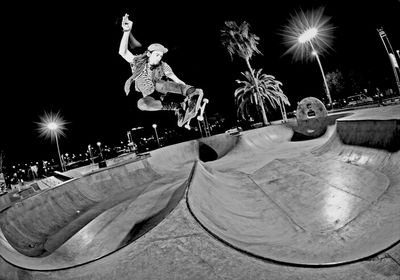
[{"left": 119, "top": 13, "right": 203, "bottom": 127}]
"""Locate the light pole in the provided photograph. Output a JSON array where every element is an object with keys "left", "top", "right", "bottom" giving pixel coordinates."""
[
  {"left": 298, "top": 28, "right": 332, "bottom": 105},
  {"left": 97, "top": 141, "right": 107, "bottom": 168},
  {"left": 152, "top": 124, "right": 160, "bottom": 148},
  {"left": 46, "top": 122, "right": 66, "bottom": 172},
  {"left": 377, "top": 28, "right": 400, "bottom": 95},
  {"left": 282, "top": 7, "right": 334, "bottom": 107},
  {"left": 37, "top": 111, "right": 68, "bottom": 172},
  {"left": 127, "top": 131, "right": 134, "bottom": 152},
  {"left": 88, "top": 144, "right": 94, "bottom": 164},
  {"left": 97, "top": 142, "right": 104, "bottom": 160}
]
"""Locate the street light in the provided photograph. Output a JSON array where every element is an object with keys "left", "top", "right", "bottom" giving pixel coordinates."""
[
  {"left": 298, "top": 28, "right": 332, "bottom": 105},
  {"left": 96, "top": 142, "right": 104, "bottom": 160},
  {"left": 88, "top": 144, "right": 94, "bottom": 164},
  {"left": 97, "top": 141, "right": 107, "bottom": 168},
  {"left": 37, "top": 111, "right": 67, "bottom": 172},
  {"left": 282, "top": 7, "right": 335, "bottom": 106},
  {"left": 47, "top": 122, "right": 66, "bottom": 172},
  {"left": 152, "top": 124, "right": 160, "bottom": 148}
]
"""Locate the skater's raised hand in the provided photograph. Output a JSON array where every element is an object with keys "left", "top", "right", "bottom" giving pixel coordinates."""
[
  {"left": 119, "top": 13, "right": 138, "bottom": 62},
  {"left": 121, "top": 13, "right": 133, "bottom": 31}
]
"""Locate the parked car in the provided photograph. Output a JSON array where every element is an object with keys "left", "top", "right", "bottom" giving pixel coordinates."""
[
  {"left": 286, "top": 110, "right": 296, "bottom": 118},
  {"left": 347, "top": 94, "right": 373, "bottom": 106},
  {"left": 225, "top": 127, "right": 243, "bottom": 135}
]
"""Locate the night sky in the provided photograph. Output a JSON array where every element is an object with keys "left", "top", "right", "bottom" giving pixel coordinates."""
[{"left": 2, "top": 0, "right": 399, "bottom": 164}]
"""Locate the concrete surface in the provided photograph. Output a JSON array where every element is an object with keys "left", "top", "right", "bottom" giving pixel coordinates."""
[{"left": 0, "top": 105, "right": 399, "bottom": 279}]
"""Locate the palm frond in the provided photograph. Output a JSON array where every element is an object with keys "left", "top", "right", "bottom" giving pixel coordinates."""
[
  {"left": 234, "top": 68, "right": 291, "bottom": 120},
  {"left": 221, "top": 21, "right": 262, "bottom": 61}
]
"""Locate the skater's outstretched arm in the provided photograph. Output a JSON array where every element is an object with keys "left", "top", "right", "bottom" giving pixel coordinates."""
[
  {"left": 119, "top": 14, "right": 135, "bottom": 62},
  {"left": 163, "top": 64, "right": 186, "bottom": 84},
  {"left": 167, "top": 73, "right": 186, "bottom": 85}
]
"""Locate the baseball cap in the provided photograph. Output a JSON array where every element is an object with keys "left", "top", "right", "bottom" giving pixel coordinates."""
[{"left": 147, "top": 43, "right": 168, "bottom": 54}]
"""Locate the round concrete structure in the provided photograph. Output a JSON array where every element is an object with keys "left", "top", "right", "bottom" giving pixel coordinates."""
[{"left": 295, "top": 97, "right": 328, "bottom": 138}]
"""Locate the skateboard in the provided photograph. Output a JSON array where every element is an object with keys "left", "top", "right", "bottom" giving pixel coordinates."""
[
  {"left": 195, "top": 98, "right": 211, "bottom": 136},
  {"left": 196, "top": 98, "right": 209, "bottom": 122},
  {"left": 185, "top": 98, "right": 209, "bottom": 130},
  {"left": 177, "top": 89, "right": 204, "bottom": 128}
]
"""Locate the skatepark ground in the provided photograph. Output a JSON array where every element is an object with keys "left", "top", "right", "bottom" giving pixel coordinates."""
[{"left": 0, "top": 105, "right": 399, "bottom": 279}]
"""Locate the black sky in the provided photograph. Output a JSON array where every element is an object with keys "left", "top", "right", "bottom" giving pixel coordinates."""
[{"left": 2, "top": 1, "right": 399, "bottom": 164}]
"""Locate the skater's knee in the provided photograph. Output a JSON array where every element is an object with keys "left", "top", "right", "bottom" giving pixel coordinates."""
[
  {"left": 137, "top": 99, "right": 148, "bottom": 111},
  {"left": 185, "top": 86, "right": 196, "bottom": 96},
  {"left": 194, "top": 88, "right": 203, "bottom": 96},
  {"left": 185, "top": 87, "right": 203, "bottom": 96},
  {"left": 137, "top": 96, "right": 162, "bottom": 111}
]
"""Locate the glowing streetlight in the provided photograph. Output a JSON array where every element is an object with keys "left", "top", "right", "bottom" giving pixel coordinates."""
[
  {"left": 282, "top": 7, "right": 334, "bottom": 106},
  {"left": 298, "top": 27, "right": 318, "bottom": 44},
  {"left": 152, "top": 124, "right": 160, "bottom": 148},
  {"left": 37, "top": 111, "right": 67, "bottom": 172},
  {"left": 88, "top": 144, "right": 94, "bottom": 164},
  {"left": 96, "top": 142, "right": 104, "bottom": 160},
  {"left": 96, "top": 141, "right": 107, "bottom": 168},
  {"left": 298, "top": 28, "right": 332, "bottom": 105}
]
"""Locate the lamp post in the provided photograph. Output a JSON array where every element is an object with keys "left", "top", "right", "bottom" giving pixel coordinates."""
[
  {"left": 88, "top": 144, "right": 94, "bottom": 164},
  {"left": 97, "top": 141, "right": 107, "bottom": 168},
  {"left": 96, "top": 142, "right": 104, "bottom": 160},
  {"left": 377, "top": 28, "right": 400, "bottom": 95},
  {"left": 127, "top": 131, "right": 133, "bottom": 152},
  {"left": 282, "top": 7, "right": 334, "bottom": 107},
  {"left": 37, "top": 112, "right": 66, "bottom": 172},
  {"left": 46, "top": 122, "right": 66, "bottom": 172},
  {"left": 37, "top": 111, "right": 68, "bottom": 172},
  {"left": 298, "top": 28, "right": 332, "bottom": 105},
  {"left": 152, "top": 124, "right": 160, "bottom": 148}
]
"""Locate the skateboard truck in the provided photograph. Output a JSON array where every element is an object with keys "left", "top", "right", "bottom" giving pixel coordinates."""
[
  {"left": 197, "top": 98, "right": 209, "bottom": 121},
  {"left": 186, "top": 99, "right": 211, "bottom": 137},
  {"left": 184, "top": 98, "right": 209, "bottom": 131},
  {"left": 184, "top": 121, "right": 192, "bottom": 130}
]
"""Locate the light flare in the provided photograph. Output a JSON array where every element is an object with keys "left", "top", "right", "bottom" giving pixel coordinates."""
[
  {"left": 36, "top": 111, "right": 68, "bottom": 142},
  {"left": 281, "top": 7, "right": 335, "bottom": 61},
  {"left": 298, "top": 27, "right": 318, "bottom": 43}
]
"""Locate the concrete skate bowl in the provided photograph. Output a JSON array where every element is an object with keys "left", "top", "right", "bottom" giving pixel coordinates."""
[
  {"left": 0, "top": 134, "right": 239, "bottom": 271},
  {"left": 188, "top": 106, "right": 400, "bottom": 266},
  {"left": 0, "top": 106, "right": 398, "bottom": 270}
]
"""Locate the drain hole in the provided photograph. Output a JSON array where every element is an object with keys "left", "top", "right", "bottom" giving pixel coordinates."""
[{"left": 199, "top": 143, "right": 218, "bottom": 162}]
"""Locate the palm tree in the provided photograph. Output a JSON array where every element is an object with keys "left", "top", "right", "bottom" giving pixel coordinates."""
[
  {"left": 221, "top": 21, "right": 269, "bottom": 125},
  {"left": 235, "top": 69, "right": 290, "bottom": 122}
]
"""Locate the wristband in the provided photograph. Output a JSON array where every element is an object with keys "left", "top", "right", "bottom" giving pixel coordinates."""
[{"left": 123, "top": 29, "right": 131, "bottom": 32}]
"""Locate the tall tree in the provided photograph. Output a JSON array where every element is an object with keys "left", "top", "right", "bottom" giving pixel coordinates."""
[
  {"left": 0, "top": 150, "right": 4, "bottom": 173},
  {"left": 235, "top": 69, "right": 290, "bottom": 122},
  {"left": 0, "top": 151, "right": 5, "bottom": 190},
  {"left": 221, "top": 21, "right": 270, "bottom": 125},
  {"left": 325, "top": 69, "right": 346, "bottom": 100}
]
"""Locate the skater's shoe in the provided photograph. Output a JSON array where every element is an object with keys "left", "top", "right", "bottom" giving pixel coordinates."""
[
  {"left": 179, "top": 89, "right": 204, "bottom": 126},
  {"left": 187, "top": 95, "right": 199, "bottom": 113},
  {"left": 181, "top": 100, "right": 187, "bottom": 111},
  {"left": 187, "top": 90, "right": 203, "bottom": 115},
  {"left": 176, "top": 108, "right": 186, "bottom": 127},
  {"left": 162, "top": 101, "right": 185, "bottom": 111},
  {"left": 184, "top": 86, "right": 196, "bottom": 96}
]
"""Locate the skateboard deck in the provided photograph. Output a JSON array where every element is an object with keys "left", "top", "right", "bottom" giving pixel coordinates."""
[
  {"left": 185, "top": 97, "right": 209, "bottom": 130},
  {"left": 177, "top": 89, "right": 204, "bottom": 128},
  {"left": 193, "top": 98, "right": 210, "bottom": 135}
]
